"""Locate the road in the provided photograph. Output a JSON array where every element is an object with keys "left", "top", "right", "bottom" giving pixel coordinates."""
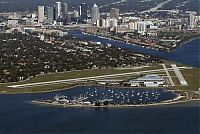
[
  {"left": 141, "top": 0, "right": 172, "bottom": 13},
  {"left": 99, "top": 0, "right": 127, "bottom": 8},
  {"left": 119, "top": 0, "right": 173, "bottom": 15}
]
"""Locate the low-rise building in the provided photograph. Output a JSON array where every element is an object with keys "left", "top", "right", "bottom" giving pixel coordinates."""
[{"left": 129, "top": 74, "right": 165, "bottom": 87}]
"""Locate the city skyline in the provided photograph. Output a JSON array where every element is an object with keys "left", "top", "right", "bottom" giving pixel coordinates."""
[{"left": 0, "top": 0, "right": 199, "bottom": 134}]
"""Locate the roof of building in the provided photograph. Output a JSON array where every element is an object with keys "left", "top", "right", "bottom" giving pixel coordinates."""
[
  {"left": 93, "top": 4, "right": 98, "bottom": 7},
  {"left": 129, "top": 74, "right": 164, "bottom": 82}
]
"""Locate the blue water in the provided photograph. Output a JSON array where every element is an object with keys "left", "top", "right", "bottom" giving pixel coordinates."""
[
  {"left": 0, "top": 32, "right": 199, "bottom": 133},
  {"left": 44, "top": 86, "right": 177, "bottom": 105},
  {"left": 0, "top": 86, "right": 199, "bottom": 134},
  {"left": 68, "top": 31, "right": 200, "bottom": 68}
]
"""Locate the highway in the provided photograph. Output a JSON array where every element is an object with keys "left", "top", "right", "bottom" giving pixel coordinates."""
[
  {"left": 119, "top": 0, "right": 172, "bottom": 15},
  {"left": 171, "top": 64, "right": 188, "bottom": 86},
  {"left": 141, "top": 0, "right": 172, "bottom": 13},
  {"left": 99, "top": 0, "right": 127, "bottom": 8}
]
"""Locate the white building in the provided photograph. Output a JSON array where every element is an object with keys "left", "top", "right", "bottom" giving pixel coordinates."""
[
  {"left": 137, "top": 21, "right": 154, "bottom": 35},
  {"left": 129, "top": 75, "right": 165, "bottom": 87},
  {"left": 7, "top": 19, "right": 18, "bottom": 27},
  {"left": 128, "top": 20, "right": 138, "bottom": 31},
  {"left": 105, "top": 17, "right": 118, "bottom": 28},
  {"left": 55, "top": 2, "right": 62, "bottom": 20},
  {"left": 110, "top": 18, "right": 118, "bottom": 27},
  {"left": 74, "top": 10, "right": 79, "bottom": 18},
  {"left": 91, "top": 4, "right": 99, "bottom": 23},
  {"left": 38, "top": 6, "right": 45, "bottom": 23},
  {"left": 188, "top": 13, "right": 195, "bottom": 28},
  {"left": 106, "top": 18, "right": 111, "bottom": 27}
]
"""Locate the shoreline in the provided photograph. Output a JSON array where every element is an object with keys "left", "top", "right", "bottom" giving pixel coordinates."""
[
  {"left": 0, "top": 84, "right": 180, "bottom": 95},
  {"left": 31, "top": 96, "right": 200, "bottom": 108},
  {"left": 0, "top": 85, "right": 78, "bottom": 95},
  {"left": 179, "top": 36, "right": 200, "bottom": 46},
  {"left": 30, "top": 89, "right": 198, "bottom": 108},
  {"left": 1, "top": 84, "right": 199, "bottom": 107},
  {"left": 83, "top": 31, "right": 200, "bottom": 53}
]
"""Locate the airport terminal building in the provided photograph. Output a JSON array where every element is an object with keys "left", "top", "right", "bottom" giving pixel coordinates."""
[{"left": 129, "top": 75, "right": 165, "bottom": 87}]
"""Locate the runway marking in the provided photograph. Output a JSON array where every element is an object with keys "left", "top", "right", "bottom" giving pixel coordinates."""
[
  {"left": 171, "top": 64, "right": 188, "bottom": 86},
  {"left": 8, "top": 66, "right": 190, "bottom": 88},
  {"left": 162, "top": 64, "right": 175, "bottom": 86}
]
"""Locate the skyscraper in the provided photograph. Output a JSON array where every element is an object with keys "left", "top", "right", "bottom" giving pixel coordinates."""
[
  {"left": 47, "top": 6, "right": 54, "bottom": 20},
  {"left": 55, "top": 2, "right": 62, "bottom": 20},
  {"left": 62, "top": 3, "right": 68, "bottom": 19},
  {"left": 80, "top": 3, "right": 88, "bottom": 20},
  {"left": 74, "top": 10, "right": 79, "bottom": 18},
  {"left": 91, "top": 4, "right": 99, "bottom": 23},
  {"left": 188, "top": 13, "right": 194, "bottom": 28},
  {"left": 97, "top": 18, "right": 106, "bottom": 27},
  {"left": 38, "top": 6, "right": 45, "bottom": 23},
  {"left": 110, "top": 8, "right": 119, "bottom": 20}
]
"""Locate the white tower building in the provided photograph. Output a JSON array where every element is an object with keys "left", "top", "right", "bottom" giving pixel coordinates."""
[
  {"left": 55, "top": 2, "right": 62, "bottom": 20},
  {"left": 38, "top": 6, "right": 45, "bottom": 23},
  {"left": 188, "top": 13, "right": 194, "bottom": 28},
  {"left": 106, "top": 18, "right": 111, "bottom": 27},
  {"left": 74, "top": 10, "right": 79, "bottom": 18},
  {"left": 137, "top": 21, "right": 154, "bottom": 35},
  {"left": 91, "top": 4, "right": 99, "bottom": 23},
  {"left": 110, "top": 18, "right": 118, "bottom": 27}
]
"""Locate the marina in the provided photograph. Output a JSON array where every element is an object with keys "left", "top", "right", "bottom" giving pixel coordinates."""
[
  {"left": 32, "top": 86, "right": 179, "bottom": 107},
  {"left": 0, "top": 87, "right": 199, "bottom": 133}
]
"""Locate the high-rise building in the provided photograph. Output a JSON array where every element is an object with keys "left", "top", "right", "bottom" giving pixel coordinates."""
[
  {"left": 110, "top": 8, "right": 119, "bottom": 20},
  {"left": 38, "top": 6, "right": 45, "bottom": 23},
  {"left": 128, "top": 19, "right": 139, "bottom": 30},
  {"left": 80, "top": 3, "right": 88, "bottom": 20},
  {"left": 65, "top": 12, "right": 74, "bottom": 24},
  {"left": 55, "top": 2, "right": 62, "bottom": 20},
  {"left": 106, "top": 17, "right": 111, "bottom": 27},
  {"left": 62, "top": 3, "right": 68, "bottom": 19},
  {"left": 74, "top": 10, "right": 79, "bottom": 18},
  {"left": 47, "top": 6, "right": 54, "bottom": 20},
  {"left": 97, "top": 18, "right": 106, "bottom": 27},
  {"left": 110, "top": 18, "right": 118, "bottom": 27},
  {"left": 188, "top": 13, "right": 194, "bottom": 28},
  {"left": 105, "top": 17, "right": 118, "bottom": 28},
  {"left": 137, "top": 21, "right": 154, "bottom": 35},
  {"left": 91, "top": 4, "right": 99, "bottom": 23}
]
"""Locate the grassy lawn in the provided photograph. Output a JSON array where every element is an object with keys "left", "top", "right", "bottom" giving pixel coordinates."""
[
  {"left": 0, "top": 65, "right": 164, "bottom": 93},
  {"left": 178, "top": 68, "right": 200, "bottom": 91},
  {"left": 0, "top": 63, "right": 199, "bottom": 94},
  {"left": 161, "top": 61, "right": 200, "bottom": 91},
  {"left": 26, "top": 65, "right": 163, "bottom": 83},
  {"left": 168, "top": 71, "right": 180, "bottom": 86},
  {"left": 168, "top": 68, "right": 200, "bottom": 91}
]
